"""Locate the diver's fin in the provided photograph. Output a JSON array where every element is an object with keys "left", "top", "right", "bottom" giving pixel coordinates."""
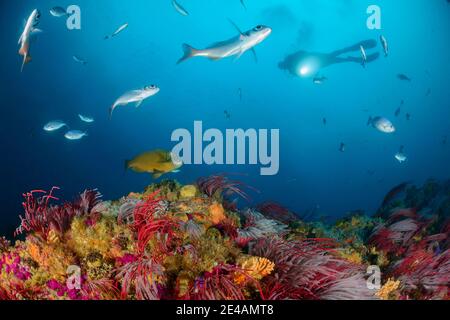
[
  {"left": 227, "top": 18, "right": 245, "bottom": 38},
  {"left": 177, "top": 43, "right": 199, "bottom": 64},
  {"left": 335, "top": 52, "right": 379, "bottom": 65},
  {"left": 365, "top": 52, "right": 380, "bottom": 63},
  {"left": 135, "top": 100, "right": 143, "bottom": 108},
  {"left": 330, "top": 39, "right": 377, "bottom": 56}
]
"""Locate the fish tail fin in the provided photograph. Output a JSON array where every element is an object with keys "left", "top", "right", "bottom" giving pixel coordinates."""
[
  {"left": 367, "top": 116, "right": 373, "bottom": 126},
  {"left": 21, "top": 54, "right": 32, "bottom": 72},
  {"left": 109, "top": 105, "right": 115, "bottom": 120},
  {"left": 177, "top": 43, "right": 198, "bottom": 64}
]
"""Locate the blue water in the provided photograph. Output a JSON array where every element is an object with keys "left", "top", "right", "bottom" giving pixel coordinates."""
[{"left": 1, "top": 0, "right": 449, "bottom": 235}]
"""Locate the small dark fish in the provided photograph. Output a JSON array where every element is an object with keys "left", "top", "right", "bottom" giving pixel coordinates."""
[
  {"left": 381, "top": 182, "right": 411, "bottom": 207},
  {"left": 397, "top": 74, "right": 411, "bottom": 82},
  {"left": 405, "top": 113, "right": 411, "bottom": 121},
  {"left": 224, "top": 110, "right": 231, "bottom": 119},
  {"left": 339, "top": 143, "right": 346, "bottom": 152},
  {"left": 442, "top": 136, "right": 447, "bottom": 145},
  {"left": 367, "top": 170, "right": 376, "bottom": 176},
  {"left": 313, "top": 76, "right": 327, "bottom": 84},
  {"left": 400, "top": 99, "right": 404, "bottom": 106},
  {"left": 395, "top": 107, "right": 401, "bottom": 117},
  {"left": 426, "top": 88, "right": 431, "bottom": 97},
  {"left": 322, "top": 117, "right": 327, "bottom": 125}
]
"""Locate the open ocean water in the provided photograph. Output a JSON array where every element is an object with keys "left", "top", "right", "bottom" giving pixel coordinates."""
[{"left": 1, "top": 0, "right": 449, "bottom": 236}]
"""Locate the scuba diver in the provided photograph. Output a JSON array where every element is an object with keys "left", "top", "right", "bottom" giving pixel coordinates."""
[{"left": 278, "top": 39, "right": 380, "bottom": 77}]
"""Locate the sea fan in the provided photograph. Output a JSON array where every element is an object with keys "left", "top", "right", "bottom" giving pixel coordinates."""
[
  {"left": 72, "top": 189, "right": 103, "bottom": 216},
  {"left": 190, "top": 264, "right": 252, "bottom": 300},
  {"left": 81, "top": 278, "right": 121, "bottom": 300},
  {"left": 237, "top": 209, "right": 288, "bottom": 241},
  {"left": 15, "top": 187, "right": 61, "bottom": 238},
  {"left": 15, "top": 188, "right": 103, "bottom": 239},
  {"left": 115, "top": 254, "right": 164, "bottom": 300},
  {"left": 197, "top": 174, "right": 256, "bottom": 201},
  {"left": 251, "top": 237, "right": 376, "bottom": 300},
  {"left": 117, "top": 198, "right": 140, "bottom": 225},
  {"left": 133, "top": 192, "right": 177, "bottom": 255},
  {"left": 256, "top": 202, "right": 299, "bottom": 224},
  {"left": 369, "top": 208, "right": 428, "bottom": 255},
  {"left": 391, "top": 249, "right": 449, "bottom": 298}
]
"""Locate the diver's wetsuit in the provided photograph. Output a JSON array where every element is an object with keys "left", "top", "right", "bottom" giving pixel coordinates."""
[{"left": 278, "top": 39, "right": 380, "bottom": 77}]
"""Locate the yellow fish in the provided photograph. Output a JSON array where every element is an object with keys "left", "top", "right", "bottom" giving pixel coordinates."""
[{"left": 125, "top": 149, "right": 182, "bottom": 179}]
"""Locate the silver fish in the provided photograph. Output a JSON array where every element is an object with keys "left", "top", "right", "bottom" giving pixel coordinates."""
[
  {"left": 65, "top": 130, "right": 88, "bottom": 140},
  {"left": 380, "top": 35, "right": 388, "bottom": 57},
  {"left": 395, "top": 146, "right": 407, "bottom": 163},
  {"left": 110, "top": 85, "right": 160, "bottom": 118},
  {"left": 395, "top": 152, "right": 407, "bottom": 163},
  {"left": 360, "top": 45, "right": 367, "bottom": 67},
  {"left": 50, "top": 7, "right": 68, "bottom": 17},
  {"left": 104, "top": 23, "right": 128, "bottom": 40},
  {"left": 43, "top": 120, "right": 68, "bottom": 132},
  {"left": 18, "top": 9, "right": 42, "bottom": 72},
  {"left": 172, "top": 0, "right": 189, "bottom": 16},
  {"left": 78, "top": 114, "right": 94, "bottom": 123},
  {"left": 367, "top": 116, "right": 396, "bottom": 134},
  {"left": 177, "top": 23, "right": 272, "bottom": 64}
]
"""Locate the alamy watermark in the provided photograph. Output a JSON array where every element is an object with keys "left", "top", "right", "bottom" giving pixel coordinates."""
[
  {"left": 61, "top": 5, "right": 82, "bottom": 30},
  {"left": 366, "top": 265, "right": 382, "bottom": 290},
  {"left": 170, "top": 121, "right": 280, "bottom": 176},
  {"left": 367, "top": 4, "right": 382, "bottom": 30}
]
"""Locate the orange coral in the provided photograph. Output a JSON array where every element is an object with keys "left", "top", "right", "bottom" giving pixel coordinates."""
[
  {"left": 208, "top": 203, "right": 226, "bottom": 225},
  {"left": 234, "top": 256, "right": 275, "bottom": 285}
]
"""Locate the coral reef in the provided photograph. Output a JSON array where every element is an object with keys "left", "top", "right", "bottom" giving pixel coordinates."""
[{"left": 0, "top": 178, "right": 448, "bottom": 300}]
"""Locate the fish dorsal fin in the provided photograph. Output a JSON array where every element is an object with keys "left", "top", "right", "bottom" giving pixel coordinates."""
[
  {"left": 251, "top": 48, "right": 258, "bottom": 63},
  {"left": 227, "top": 18, "right": 245, "bottom": 39},
  {"left": 32, "top": 28, "right": 43, "bottom": 35}
]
